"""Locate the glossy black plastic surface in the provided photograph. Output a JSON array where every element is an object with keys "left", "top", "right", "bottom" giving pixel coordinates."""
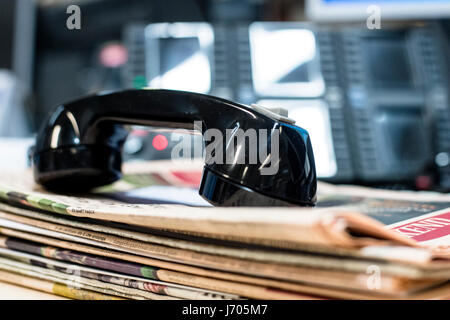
[
  {"left": 199, "top": 167, "right": 314, "bottom": 206},
  {"left": 32, "top": 89, "right": 317, "bottom": 206}
]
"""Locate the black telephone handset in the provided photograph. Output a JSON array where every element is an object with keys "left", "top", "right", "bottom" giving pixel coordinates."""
[{"left": 32, "top": 89, "right": 317, "bottom": 206}]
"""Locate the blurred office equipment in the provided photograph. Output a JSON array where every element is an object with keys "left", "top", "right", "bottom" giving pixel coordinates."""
[
  {"left": 0, "top": 0, "right": 36, "bottom": 89},
  {"left": 24, "top": 0, "right": 450, "bottom": 190},
  {"left": 0, "top": 0, "right": 36, "bottom": 137},
  {"left": 339, "top": 24, "right": 450, "bottom": 187},
  {"left": 122, "top": 16, "right": 450, "bottom": 188},
  {"left": 305, "top": 0, "right": 450, "bottom": 188},
  {"left": 145, "top": 23, "right": 214, "bottom": 94},
  {"left": 307, "top": 0, "right": 450, "bottom": 21},
  {"left": 124, "top": 21, "right": 353, "bottom": 181},
  {"left": 248, "top": 22, "right": 352, "bottom": 181},
  {"left": 33, "top": 0, "right": 206, "bottom": 126},
  {"left": 0, "top": 71, "right": 31, "bottom": 137}
]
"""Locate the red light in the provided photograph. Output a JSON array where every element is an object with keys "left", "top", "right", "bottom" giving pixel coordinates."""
[
  {"left": 152, "top": 134, "right": 168, "bottom": 151},
  {"left": 415, "top": 175, "right": 432, "bottom": 190},
  {"left": 99, "top": 43, "right": 128, "bottom": 68}
]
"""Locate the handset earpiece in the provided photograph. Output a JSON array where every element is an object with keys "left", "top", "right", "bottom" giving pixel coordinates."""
[{"left": 32, "top": 89, "right": 317, "bottom": 206}]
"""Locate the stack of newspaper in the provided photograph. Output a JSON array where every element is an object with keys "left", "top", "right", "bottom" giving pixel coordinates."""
[{"left": 0, "top": 160, "right": 449, "bottom": 300}]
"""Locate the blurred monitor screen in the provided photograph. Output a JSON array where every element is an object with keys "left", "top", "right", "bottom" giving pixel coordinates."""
[
  {"left": 376, "top": 106, "right": 429, "bottom": 167},
  {"left": 307, "top": 0, "right": 450, "bottom": 21},
  {"left": 0, "top": 0, "right": 15, "bottom": 69},
  {"left": 159, "top": 38, "right": 201, "bottom": 75},
  {"left": 250, "top": 23, "right": 324, "bottom": 98},
  {"left": 257, "top": 99, "right": 337, "bottom": 178},
  {"left": 145, "top": 23, "right": 213, "bottom": 93},
  {"left": 363, "top": 33, "right": 413, "bottom": 88}
]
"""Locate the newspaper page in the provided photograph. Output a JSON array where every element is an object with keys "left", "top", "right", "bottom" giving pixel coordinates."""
[
  {"left": 0, "top": 161, "right": 449, "bottom": 257},
  {"left": 0, "top": 168, "right": 418, "bottom": 250}
]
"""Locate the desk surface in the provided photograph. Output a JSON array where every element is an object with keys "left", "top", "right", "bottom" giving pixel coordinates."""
[{"left": 0, "top": 281, "right": 66, "bottom": 300}]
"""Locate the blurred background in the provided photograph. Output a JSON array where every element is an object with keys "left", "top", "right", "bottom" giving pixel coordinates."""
[{"left": 0, "top": 0, "right": 449, "bottom": 191}]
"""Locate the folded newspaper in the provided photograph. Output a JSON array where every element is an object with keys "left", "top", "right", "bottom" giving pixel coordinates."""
[{"left": 0, "top": 160, "right": 449, "bottom": 299}]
